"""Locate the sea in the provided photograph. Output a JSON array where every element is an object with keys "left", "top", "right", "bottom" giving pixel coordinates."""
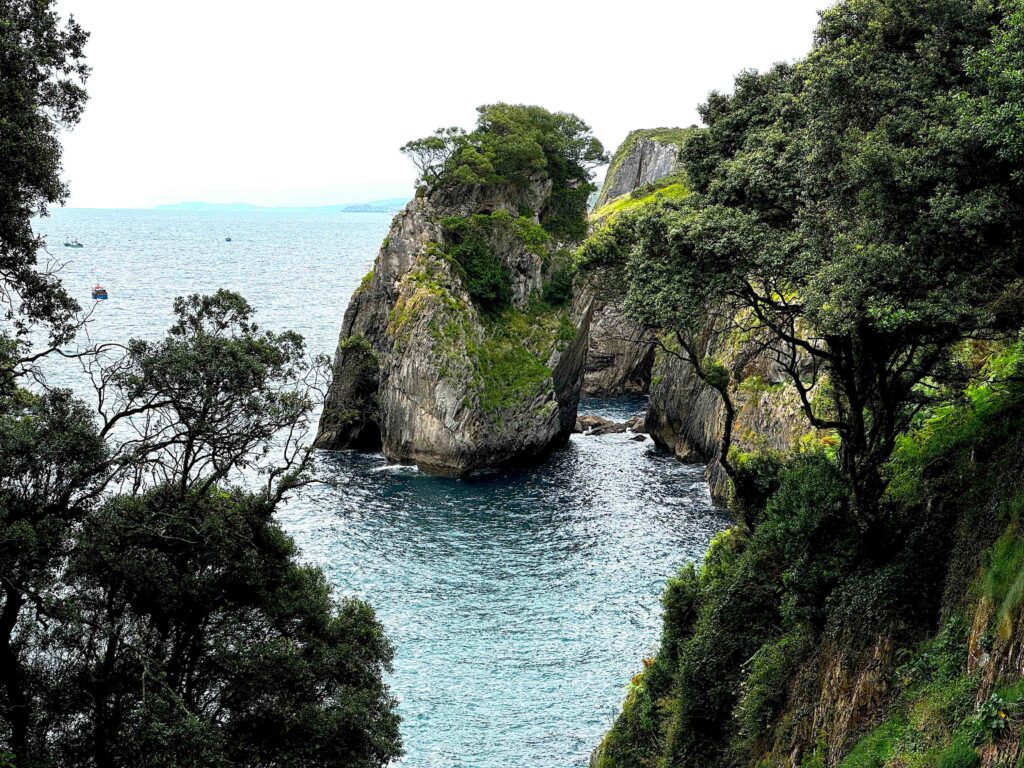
[{"left": 33, "top": 207, "right": 729, "bottom": 768}]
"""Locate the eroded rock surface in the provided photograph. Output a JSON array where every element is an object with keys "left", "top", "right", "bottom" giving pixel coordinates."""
[{"left": 316, "top": 182, "right": 592, "bottom": 474}]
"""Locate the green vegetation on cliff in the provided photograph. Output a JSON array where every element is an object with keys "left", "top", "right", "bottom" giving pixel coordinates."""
[
  {"left": 591, "top": 173, "right": 691, "bottom": 221},
  {"left": 593, "top": 0, "right": 1024, "bottom": 766},
  {"left": 596, "top": 341, "right": 1024, "bottom": 768},
  {"left": 402, "top": 103, "right": 608, "bottom": 241},
  {"left": 588, "top": 0, "right": 1024, "bottom": 519}
]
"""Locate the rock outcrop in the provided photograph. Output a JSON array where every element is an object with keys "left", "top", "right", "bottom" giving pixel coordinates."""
[
  {"left": 316, "top": 181, "right": 592, "bottom": 474},
  {"left": 593, "top": 128, "right": 690, "bottom": 209},
  {"left": 580, "top": 128, "right": 692, "bottom": 397},
  {"left": 646, "top": 328, "right": 817, "bottom": 502},
  {"left": 577, "top": 274, "right": 655, "bottom": 397}
]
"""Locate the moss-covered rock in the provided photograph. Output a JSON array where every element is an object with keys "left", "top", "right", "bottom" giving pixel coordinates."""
[{"left": 315, "top": 178, "right": 593, "bottom": 474}]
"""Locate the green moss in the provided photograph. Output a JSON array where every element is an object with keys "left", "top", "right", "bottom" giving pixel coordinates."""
[
  {"left": 840, "top": 718, "right": 905, "bottom": 768},
  {"left": 936, "top": 739, "right": 980, "bottom": 768},
  {"left": 980, "top": 524, "right": 1024, "bottom": 632},
  {"left": 468, "top": 305, "right": 573, "bottom": 415},
  {"left": 387, "top": 250, "right": 468, "bottom": 346},
  {"left": 738, "top": 374, "right": 786, "bottom": 396},
  {"left": 355, "top": 269, "right": 374, "bottom": 294}
]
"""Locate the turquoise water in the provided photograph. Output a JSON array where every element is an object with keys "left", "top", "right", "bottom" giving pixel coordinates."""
[{"left": 36, "top": 208, "right": 728, "bottom": 768}]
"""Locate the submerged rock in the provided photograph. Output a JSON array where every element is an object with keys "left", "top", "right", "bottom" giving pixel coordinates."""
[
  {"left": 316, "top": 182, "right": 592, "bottom": 474},
  {"left": 574, "top": 413, "right": 646, "bottom": 437}
]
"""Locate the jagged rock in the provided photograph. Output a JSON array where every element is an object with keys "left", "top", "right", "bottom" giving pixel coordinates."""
[
  {"left": 627, "top": 415, "right": 647, "bottom": 434},
  {"left": 576, "top": 414, "right": 614, "bottom": 432},
  {"left": 574, "top": 414, "right": 642, "bottom": 436},
  {"left": 577, "top": 274, "right": 655, "bottom": 396},
  {"left": 629, "top": 433, "right": 647, "bottom": 442},
  {"left": 316, "top": 182, "right": 592, "bottom": 475}
]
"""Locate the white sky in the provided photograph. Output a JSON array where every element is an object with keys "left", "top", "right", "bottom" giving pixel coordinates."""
[{"left": 56, "top": 0, "right": 832, "bottom": 209}]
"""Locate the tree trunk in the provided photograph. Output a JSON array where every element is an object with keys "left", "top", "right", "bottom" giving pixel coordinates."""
[{"left": 0, "top": 582, "right": 29, "bottom": 762}]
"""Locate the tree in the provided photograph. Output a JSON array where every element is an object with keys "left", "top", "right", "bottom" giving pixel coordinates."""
[
  {"left": 46, "top": 486, "right": 400, "bottom": 768},
  {"left": 617, "top": 0, "right": 1024, "bottom": 520},
  {"left": 401, "top": 104, "right": 608, "bottom": 240},
  {"left": 0, "top": 0, "right": 90, "bottom": 376},
  {"left": 0, "top": 2, "right": 402, "bottom": 763},
  {"left": 0, "top": 388, "right": 106, "bottom": 760},
  {"left": 1, "top": 292, "right": 402, "bottom": 766},
  {"left": 400, "top": 126, "right": 465, "bottom": 187}
]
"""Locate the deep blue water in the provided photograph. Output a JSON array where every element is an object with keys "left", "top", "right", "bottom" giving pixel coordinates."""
[{"left": 35, "top": 208, "right": 729, "bottom": 768}]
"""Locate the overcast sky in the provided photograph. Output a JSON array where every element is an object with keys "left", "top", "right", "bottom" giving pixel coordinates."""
[{"left": 56, "top": 0, "right": 832, "bottom": 209}]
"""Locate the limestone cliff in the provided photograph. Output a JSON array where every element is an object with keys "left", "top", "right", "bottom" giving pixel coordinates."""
[{"left": 316, "top": 181, "right": 591, "bottom": 474}]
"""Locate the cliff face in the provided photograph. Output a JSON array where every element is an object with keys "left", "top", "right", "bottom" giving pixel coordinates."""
[
  {"left": 316, "top": 182, "right": 591, "bottom": 474},
  {"left": 577, "top": 273, "right": 655, "bottom": 397},
  {"left": 581, "top": 128, "right": 692, "bottom": 397},
  {"left": 646, "top": 332, "right": 815, "bottom": 502},
  {"left": 593, "top": 128, "right": 689, "bottom": 209}
]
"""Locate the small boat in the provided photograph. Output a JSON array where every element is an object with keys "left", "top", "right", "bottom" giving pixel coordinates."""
[
  {"left": 64, "top": 239, "right": 84, "bottom": 248},
  {"left": 91, "top": 284, "right": 108, "bottom": 301},
  {"left": 225, "top": 236, "right": 232, "bottom": 242}
]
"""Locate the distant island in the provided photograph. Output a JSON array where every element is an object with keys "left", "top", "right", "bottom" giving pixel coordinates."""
[{"left": 155, "top": 197, "right": 410, "bottom": 213}]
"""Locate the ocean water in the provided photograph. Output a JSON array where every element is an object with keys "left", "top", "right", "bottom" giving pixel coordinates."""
[{"left": 35, "top": 208, "right": 729, "bottom": 768}]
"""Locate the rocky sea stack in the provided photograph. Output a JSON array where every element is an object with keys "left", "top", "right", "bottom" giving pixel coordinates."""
[{"left": 316, "top": 104, "right": 606, "bottom": 473}]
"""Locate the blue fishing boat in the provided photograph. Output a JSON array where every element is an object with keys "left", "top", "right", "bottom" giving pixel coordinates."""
[{"left": 92, "top": 284, "right": 108, "bottom": 300}]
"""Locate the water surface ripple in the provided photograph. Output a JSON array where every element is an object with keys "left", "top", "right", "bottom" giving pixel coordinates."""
[{"left": 36, "top": 209, "right": 729, "bottom": 768}]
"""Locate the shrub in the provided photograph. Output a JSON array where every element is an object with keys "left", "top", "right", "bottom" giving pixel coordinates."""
[
  {"left": 542, "top": 262, "right": 575, "bottom": 308},
  {"left": 441, "top": 215, "right": 513, "bottom": 312},
  {"left": 401, "top": 104, "right": 608, "bottom": 241}
]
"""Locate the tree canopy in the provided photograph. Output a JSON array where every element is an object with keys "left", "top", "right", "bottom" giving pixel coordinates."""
[
  {"left": 0, "top": 3, "right": 402, "bottom": 765},
  {"left": 589, "top": 0, "right": 1024, "bottom": 518},
  {"left": 0, "top": 0, "right": 89, "bottom": 358},
  {"left": 401, "top": 103, "right": 608, "bottom": 241},
  {"left": 1, "top": 292, "right": 403, "bottom": 767}
]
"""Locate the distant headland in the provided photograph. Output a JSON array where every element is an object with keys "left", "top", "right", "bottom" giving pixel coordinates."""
[{"left": 155, "top": 197, "right": 410, "bottom": 213}]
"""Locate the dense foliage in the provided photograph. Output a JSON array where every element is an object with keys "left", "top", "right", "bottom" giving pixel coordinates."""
[
  {"left": 402, "top": 104, "right": 607, "bottom": 241},
  {"left": 0, "top": 3, "right": 401, "bottom": 765},
  {"left": 591, "top": 1, "right": 1024, "bottom": 766},
  {"left": 597, "top": 342, "right": 1024, "bottom": 768},
  {"left": 0, "top": 293, "right": 402, "bottom": 768},
  {"left": 0, "top": 0, "right": 89, "bottom": 367},
  {"left": 594, "top": 0, "right": 1024, "bottom": 519}
]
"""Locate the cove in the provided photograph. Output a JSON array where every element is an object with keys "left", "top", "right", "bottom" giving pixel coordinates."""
[
  {"left": 33, "top": 209, "right": 729, "bottom": 767},
  {"left": 280, "top": 396, "right": 729, "bottom": 768}
]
